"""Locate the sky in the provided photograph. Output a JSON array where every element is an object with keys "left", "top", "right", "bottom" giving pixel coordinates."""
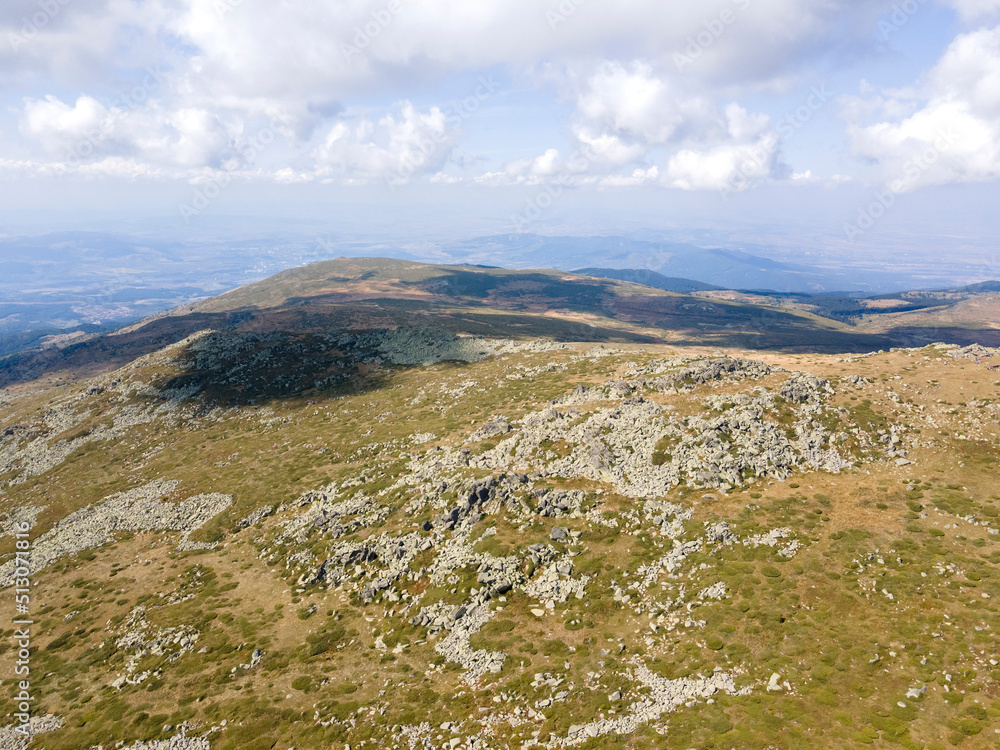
[{"left": 1, "top": 0, "right": 1000, "bottom": 258}]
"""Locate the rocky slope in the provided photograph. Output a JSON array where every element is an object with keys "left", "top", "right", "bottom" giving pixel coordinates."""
[{"left": 1, "top": 268, "right": 999, "bottom": 749}]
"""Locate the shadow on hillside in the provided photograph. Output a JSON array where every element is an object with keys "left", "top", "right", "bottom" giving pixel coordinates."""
[
  {"left": 148, "top": 310, "right": 676, "bottom": 407},
  {"left": 0, "top": 312, "right": 234, "bottom": 389},
  {"left": 396, "top": 270, "right": 622, "bottom": 308},
  {"left": 0, "top": 302, "right": 665, "bottom": 393},
  {"left": 153, "top": 328, "right": 396, "bottom": 408},
  {"left": 876, "top": 326, "right": 1000, "bottom": 348},
  {"left": 2, "top": 299, "right": 998, "bottom": 393}
]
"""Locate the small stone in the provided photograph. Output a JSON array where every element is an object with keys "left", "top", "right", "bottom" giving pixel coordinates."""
[{"left": 905, "top": 685, "right": 927, "bottom": 699}]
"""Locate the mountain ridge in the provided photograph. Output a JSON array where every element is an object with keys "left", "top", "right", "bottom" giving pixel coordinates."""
[{"left": 0, "top": 258, "right": 999, "bottom": 748}]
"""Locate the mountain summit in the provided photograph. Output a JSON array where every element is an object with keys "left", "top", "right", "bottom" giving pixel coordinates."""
[{"left": 0, "top": 260, "right": 998, "bottom": 749}]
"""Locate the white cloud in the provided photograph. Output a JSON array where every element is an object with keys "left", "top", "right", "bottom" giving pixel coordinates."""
[
  {"left": 660, "top": 102, "right": 787, "bottom": 192},
  {"left": 573, "top": 62, "right": 689, "bottom": 146},
  {"left": 4, "top": 0, "right": 903, "bottom": 110},
  {"left": 20, "top": 88, "right": 461, "bottom": 183},
  {"left": 19, "top": 95, "right": 107, "bottom": 152},
  {"left": 944, "top": 0, "right": 1000, "bottom": 21},
  {"left": 19, "top": 94, "right": 242, "bottom": 168},
  {"left": 312, "top": 102, "right": 461, "bottom": 185},
  {"left": 160, "top": 0, "right": 888, "bottom": 102},
  {"left": 14, "top": 92, "right": 460, "bottom": 185},
  {"left": 3, "top": 0, "right": 959, "bottom": 193},
  {"left": 665, "top": 135, "right": 782, "bottom": 192},
  {"left": 599, "top": 165, "right": 660, "bottom": 187},
  {"left": 0, "top": 0, "right": 173, "bottom": 89},
  {"left": 482, "top": 64, "right": 788, "bottom": 192},
  {"left": 847, "top": 25, "right": 1000, "bottom": 191}
]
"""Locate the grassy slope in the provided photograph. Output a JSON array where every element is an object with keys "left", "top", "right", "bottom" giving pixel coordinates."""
[
  {"left": 3, "top": 257, "right": 969, "bottom": 391},
  {"left": 0, "top": 259, "right": 999, "bottom": 749},
  {"left": 0, "top": 337, "right": 998, "bottom": 749}
]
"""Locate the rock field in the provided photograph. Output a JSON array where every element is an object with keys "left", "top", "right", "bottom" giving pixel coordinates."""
[{"left": 0, "top": 328, "right": 998, "bottom": 749}]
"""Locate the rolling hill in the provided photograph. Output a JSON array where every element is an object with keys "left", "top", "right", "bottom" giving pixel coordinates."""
[
  {"left": 0, "top": 259, "right": 999, "bottom": 749},
  {"left": 573, "top": 268, "right": 721, "bottom": 293}
]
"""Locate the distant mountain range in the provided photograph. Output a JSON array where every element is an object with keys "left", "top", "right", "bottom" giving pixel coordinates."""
[
  {"left": 1, "top": 229, "right": 994, "bottom": 353},
  {"left": 439, "top": 234, "right": 936, "bottom": 293},
  {"left": 954, "top": 280, "right": 1000, "bottom": 293},
  {"left": 5, "top": 257, "right": 998, "bottom": 387}
]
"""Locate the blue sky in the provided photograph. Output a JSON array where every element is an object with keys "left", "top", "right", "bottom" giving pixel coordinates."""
[{"left": 1, "top": 0, "right": 999, "bottom": 257}]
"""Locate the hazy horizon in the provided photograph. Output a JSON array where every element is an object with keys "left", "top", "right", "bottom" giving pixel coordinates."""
[
  {"left": 2, "top": 1, "right": 1000, "bottom": 251},
  {"left": 3, "top": 0, "right": 1000, "bottom": 342}
]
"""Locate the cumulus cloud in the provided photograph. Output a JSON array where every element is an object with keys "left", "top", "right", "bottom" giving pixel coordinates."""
[
  {"left": 158, "top": 0, "right": 892, "bottom": 101},
  {"left": 559, "top": 62, "right": 724, "bottom": 171},
  {"left": 665, "top": 138, "right": 778, "bottom": 191},
  {"left": 599, "top": 165, "right": 660, "bottom": 187},
  {"left": 481, "top": 63, "right": 788, "bottom": 192},
  {"left": 19, "top": 94, "right": 243, "bottom": 169},
  {"left": 573, "top": 62, "right": 691, "bottom": 146},
  {"left": 7, "top": 0, "right": 988, "bottom": 195},
  {"left": 0, "top": 0, "right": 173, "bottom": 89},
  {"left": 3, "top": 0, "right": 900, "bottom": 108},
  {"left": 312, "top": 102, "right": 461, "bottom": 186},
  {"left": 847, "top": 25, "right": 1000, "bottom": 191},
  {"left": 12, "top": 94, "right": 461, "bottom": 185},
  {"left": 664, "top": 104, "right": 788, "bottom": 192}
]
